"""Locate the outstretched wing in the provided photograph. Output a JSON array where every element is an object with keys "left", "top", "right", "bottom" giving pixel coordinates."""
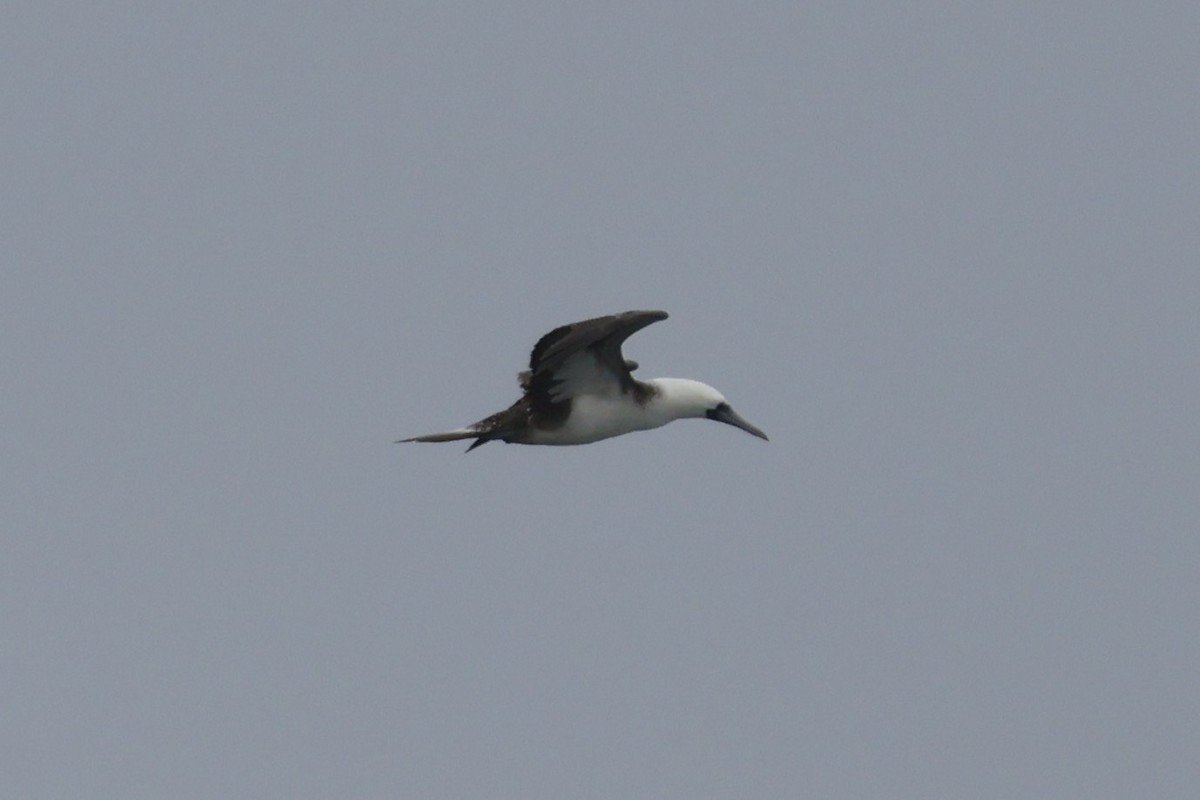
[
  {"left": 518, "top": 358, "right": 638, "bottom": 391},
  {"left": 524, "top": 310, "right": 667, "bottom": 410}
]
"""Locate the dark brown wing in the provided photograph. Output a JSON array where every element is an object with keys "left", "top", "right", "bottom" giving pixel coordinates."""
[
  {"left": 518, "top": 358, "right": 638, "bottom": 391},
  {"left": 528, "top": 310, "right": 667, "bottom": 384},
  {"left": 523, "top": 309, "right": 668, "bottom": 419}
]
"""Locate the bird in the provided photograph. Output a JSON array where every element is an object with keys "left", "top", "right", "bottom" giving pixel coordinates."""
[{"left": 398, "top": 310, "right": 768, "bottom": 452}]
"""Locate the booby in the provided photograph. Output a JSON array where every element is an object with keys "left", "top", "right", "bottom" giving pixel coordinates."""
[{"left": 398, "top": 310, "right": 768, "bottom": 451}]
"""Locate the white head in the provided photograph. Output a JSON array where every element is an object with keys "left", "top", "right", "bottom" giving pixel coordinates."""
[{"left": 646, "top": 378, "right": 769, "bottom": 440}]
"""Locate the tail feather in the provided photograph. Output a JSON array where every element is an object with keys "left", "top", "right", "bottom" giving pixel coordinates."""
[{"left": 399, "top": 404, "right": 525, "bottom": 452}]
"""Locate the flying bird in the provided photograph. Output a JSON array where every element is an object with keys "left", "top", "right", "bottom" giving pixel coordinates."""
[{"left": 398, "top": 310, "right": 768, "bottom": 451}]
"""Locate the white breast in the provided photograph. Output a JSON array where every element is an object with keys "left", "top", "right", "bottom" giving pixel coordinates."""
[{"left": 528, "top": 394, "right": 669, "bottom": 445}]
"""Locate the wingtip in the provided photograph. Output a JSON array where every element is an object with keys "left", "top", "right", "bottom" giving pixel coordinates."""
[{"left": 619, "top": 309, "right": 668, "bottom": 321}]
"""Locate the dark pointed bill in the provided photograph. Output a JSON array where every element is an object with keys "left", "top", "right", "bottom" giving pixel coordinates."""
[{"left": 708, "top": 403, "right": 769, "bottom": 441}]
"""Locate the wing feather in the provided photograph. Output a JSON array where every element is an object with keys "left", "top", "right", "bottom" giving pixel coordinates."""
[
  {"left": 523, "top": 309, "right": 667, "bottom": 413},
  {"left": 529, "top": 310, "right": 666, "bottom": 378}
]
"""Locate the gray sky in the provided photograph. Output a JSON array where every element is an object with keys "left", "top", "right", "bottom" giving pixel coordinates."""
[{"left": 4, "top": 3, "right": 1198, "bottom": 798}]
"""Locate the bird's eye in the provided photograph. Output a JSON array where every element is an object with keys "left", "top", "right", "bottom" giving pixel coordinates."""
[{"left": 705, "top": 402, "right": 730, "bottom": 420}]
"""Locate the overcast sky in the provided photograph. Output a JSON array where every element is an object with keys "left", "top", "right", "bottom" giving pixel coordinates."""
[{"left": 4, "top": 3, "right": 1198, "bottom": 798}]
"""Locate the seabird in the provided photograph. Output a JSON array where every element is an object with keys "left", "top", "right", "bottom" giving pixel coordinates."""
[{"left": 398, "top": 310, "right": 768, "bottom": 451}]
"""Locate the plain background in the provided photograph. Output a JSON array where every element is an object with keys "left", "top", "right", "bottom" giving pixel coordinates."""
[{"left": 4, "top": 3, "right": 1198, "bottom": 798}]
